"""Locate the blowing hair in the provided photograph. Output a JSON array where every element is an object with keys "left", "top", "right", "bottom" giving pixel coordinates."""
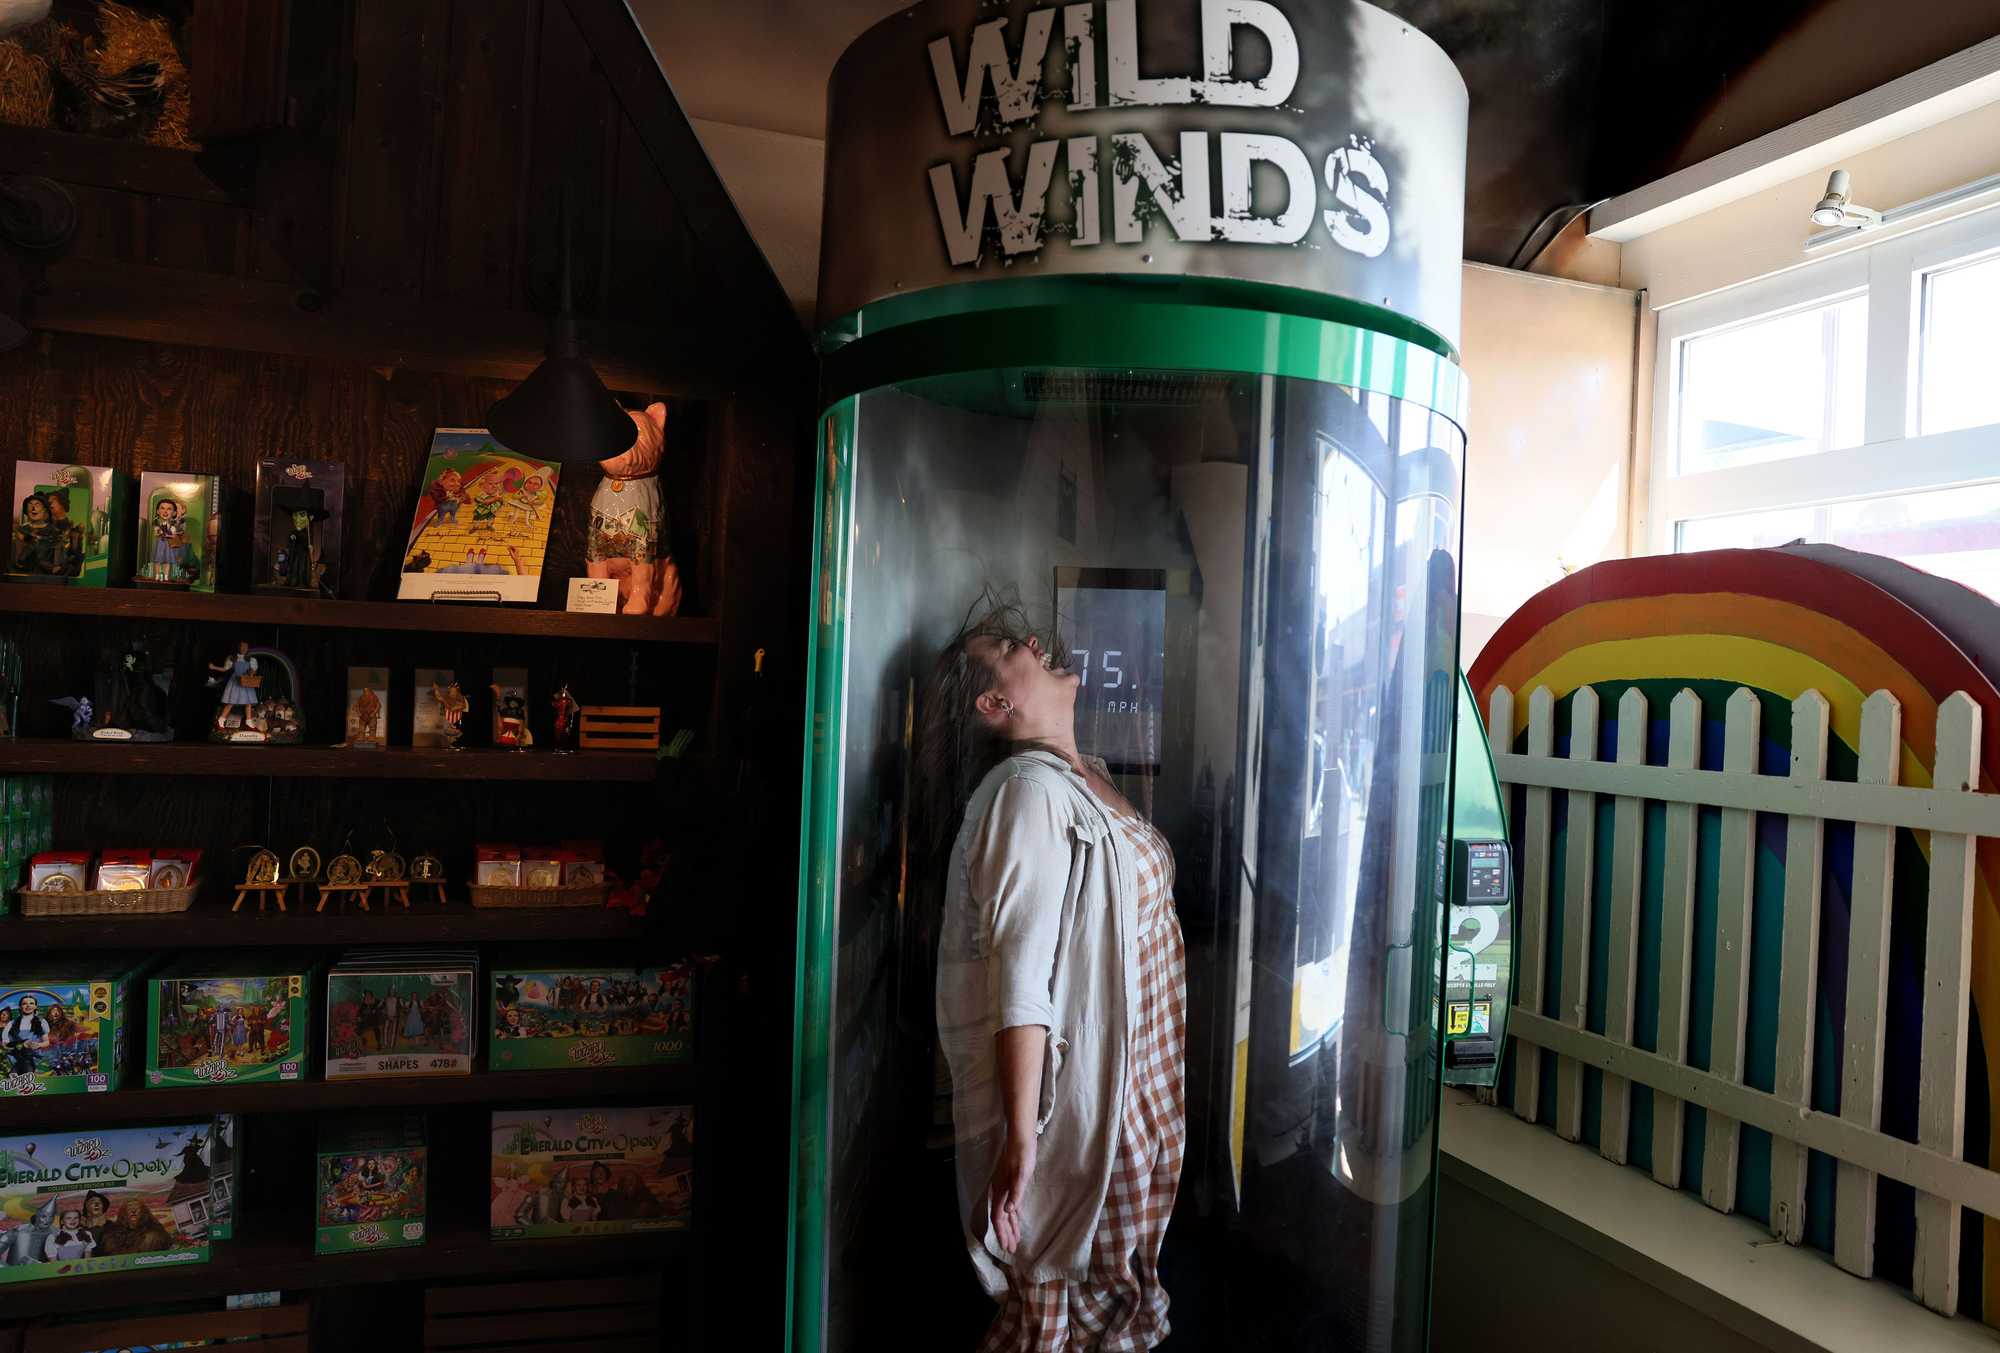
[{"left": 913, "top": 588, "right": 1068, "bottom": 855}]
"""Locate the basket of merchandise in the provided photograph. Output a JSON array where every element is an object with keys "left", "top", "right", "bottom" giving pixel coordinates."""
[
  {"left": 469, "top": 844, "right": 608, "bottom": 909},
  {"left": 20, "top": 883, "right": 197, "bottom": 916},
  {"left": 20, "top": 848, "right": 201, "bottom": 915},
  {"left": 468, "top": 882, "right": 609, "bottom": 910}
]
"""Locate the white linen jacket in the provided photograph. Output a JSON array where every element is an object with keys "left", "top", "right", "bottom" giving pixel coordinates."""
[{"left": 936, "top": 749, "right": 1140, "bottom": 1294}]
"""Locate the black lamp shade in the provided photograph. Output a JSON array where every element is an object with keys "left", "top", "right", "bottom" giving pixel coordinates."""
[{"left": 486, "top": 351, "right": 634, "bottom": 464}]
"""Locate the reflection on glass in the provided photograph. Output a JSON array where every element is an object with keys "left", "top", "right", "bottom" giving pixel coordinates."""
[
  {"left": 1922, "top": 251, "right": 2000, "bottom": 436},
  {"left": 1676, "top": 480, "right": 2000, "bottom": 598},
  {"left": 1675, "top": 295, "right": 1865, "bottom": 474},
  {"left": 801, "top": 367, "right": 1464, "bottom": 1352}
]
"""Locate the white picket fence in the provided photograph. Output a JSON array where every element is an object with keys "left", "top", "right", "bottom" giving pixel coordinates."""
[{"left": 1488, "top": 682, "right": 2000, "bottom": 1315}]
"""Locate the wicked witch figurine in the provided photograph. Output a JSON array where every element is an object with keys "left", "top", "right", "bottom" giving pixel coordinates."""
[
  {"left": 53, "top": 639, "right": 173, "bottom": 741},
  {"left": 273, "top": 504, "right": 326, "bottom": 592}
]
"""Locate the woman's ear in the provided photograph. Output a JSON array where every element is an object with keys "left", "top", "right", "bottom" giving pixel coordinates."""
[{"left": 973, "top": 688, "right": 1006, "bottom": 723}]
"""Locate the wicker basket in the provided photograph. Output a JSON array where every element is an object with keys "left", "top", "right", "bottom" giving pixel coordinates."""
[
  {"left": 468, "top": 882, "right": 609, "bottom": 910},
  {"left": 19, "top": 884, "right": 197, "bottom": 917}
]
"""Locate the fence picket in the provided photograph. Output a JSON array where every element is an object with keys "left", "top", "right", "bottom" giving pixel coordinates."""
[
  {"left": 1601, "top": 688, "right": 1648, "bottom": 1164},
  {"left": 1836, "top": 690, "right": 1903, "bottom": 1277},
  {"left": 1914, "top": 692, "right": 1981, "bottom": 1312},
  {"left": 1701, "top": 687, "right": 1763, "bottom": 1214},
  {"left": 1771, "top": 690, "right": 1829, "bottom": 1244},
  {"left": 1652, "top": 689, "right": 1702, "bottom": 1189},
  {"left": 1556, "top": 686, "right": 1601, "bottom": 1143},
  {"left": 1513, "top": 686, "right": 1556, "bottom": 1124}
]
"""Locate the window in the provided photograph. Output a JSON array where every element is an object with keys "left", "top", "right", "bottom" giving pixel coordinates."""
[
  {"left": 1653, "top": 205, "right": 2000, "bottom": 594},
  {"left": 1919, "top": 250, "right": 2000, "bottom": 436},
  {"left": 1676, "top": 295, "right": 1866, "bottom": 474}
]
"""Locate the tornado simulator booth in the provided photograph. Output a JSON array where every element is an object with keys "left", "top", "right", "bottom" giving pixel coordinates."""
[{"left": 789, "top": 3, "right": 1512, "bottom": 1349}]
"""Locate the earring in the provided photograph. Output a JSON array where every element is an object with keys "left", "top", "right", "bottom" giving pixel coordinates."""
[{"left": 999, "top": 700, "right": 1014, "bottom": 716}]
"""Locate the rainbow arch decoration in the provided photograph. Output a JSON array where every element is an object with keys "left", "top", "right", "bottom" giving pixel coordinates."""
[{"left": 1469, "top": 546, "right": 2000, "bottom": 1323}]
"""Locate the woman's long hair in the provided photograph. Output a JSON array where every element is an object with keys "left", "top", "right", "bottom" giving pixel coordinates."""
[{"left": 913, "top": 589, "right": 1067, "bottom": 856}]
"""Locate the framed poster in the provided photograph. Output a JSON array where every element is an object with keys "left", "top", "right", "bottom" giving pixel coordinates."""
[{"left": 398, "top": 430, "right": 559, "bottom": 604}]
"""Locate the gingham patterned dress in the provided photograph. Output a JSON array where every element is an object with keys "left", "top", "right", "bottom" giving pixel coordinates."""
[{"left": 980, "top": 812, "right": 1188, "bottom": 1353}]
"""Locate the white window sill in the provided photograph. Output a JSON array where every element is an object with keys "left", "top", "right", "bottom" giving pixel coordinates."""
[{"left": 1440, "top": 1089, "right": 2000, "bottom": 1352}]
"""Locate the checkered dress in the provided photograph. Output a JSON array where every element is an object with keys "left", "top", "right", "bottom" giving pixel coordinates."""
[{"left": 980, "top": 814, "right": 1188, "bottom": 1353}]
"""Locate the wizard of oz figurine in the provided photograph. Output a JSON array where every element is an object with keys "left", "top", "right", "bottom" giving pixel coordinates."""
[
  {"left": 585, "top": 402, "right": 684, "bottom": 617},
  {"left": 207, "top": 640, "right": 260, "bottom": 733},
  {"left": 430, "top": 677, "right": 469, "bottom": 750},
  {"left": 550, "top": 683, "right": 580, "bottom": 754}
]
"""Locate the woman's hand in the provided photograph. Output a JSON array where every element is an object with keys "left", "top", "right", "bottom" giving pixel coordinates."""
[{"left": 988, "top": 1131, "right": 1038, "bottom": 1253}]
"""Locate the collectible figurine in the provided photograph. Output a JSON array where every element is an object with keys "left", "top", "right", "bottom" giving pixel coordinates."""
[
  {"left": 274, "top": 508, "right": 319, "bottom": 590},
  {"left": 490, "top": 668, "right": 531, "bottom": 749},
  {"left": 207, "top": 643, "right": 304, "bottom": 745},
  {"left": 52, "top": 640, "right": 172, "bottom": 741},
  {"left": 8, "top": 463, "right": 128, "bottom": 586},
  {"left": 207, "top": 642, "right": 260, "bottom": 733},
  {"left": 141, "top": 496, "right": 188, "bottom": 583},
  {"left": 429, "top": 679, "right": 469, "bottom": 751},
  {"left": 254, "top": 462, "right": 344, "bottom": 598},
  {"left": 585, "top": 402, "right": 684, "bottom": 617},
  {"left": 550, "top": 683, "right": 580, "bottom": 754}
]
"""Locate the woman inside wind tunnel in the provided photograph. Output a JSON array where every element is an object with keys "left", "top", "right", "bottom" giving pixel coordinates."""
[{"left": 922, "top": 594, "right": 1189, "bottom": 1352}]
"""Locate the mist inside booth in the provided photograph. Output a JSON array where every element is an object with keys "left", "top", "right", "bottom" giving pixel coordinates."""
[{"left": 794, "top": 365, "right": 1466, "bottom": 1351}]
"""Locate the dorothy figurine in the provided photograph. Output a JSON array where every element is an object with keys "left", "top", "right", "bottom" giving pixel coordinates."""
[
  {"left": 207, "top": 640, "right": 260, "bottom": 732},
  {"left": 146, "top": 498, "right": 188, "bottom": 583}
]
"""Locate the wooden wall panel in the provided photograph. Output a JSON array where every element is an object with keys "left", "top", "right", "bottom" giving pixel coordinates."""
[
  {"left": 431, "top": 0, "right": 541, "bottom": 308},
  {"left": 522, "top": 0, "right": 619, "bottom": 317},
  {"left": 342, "top": 0, "right": 454, "bottom": 297}
]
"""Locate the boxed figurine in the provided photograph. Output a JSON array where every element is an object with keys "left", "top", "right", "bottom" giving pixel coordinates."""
[
  {"left": 7, "top": 462, "right": 128, "bottom": 586},
  {"left": 0, "top": 1123, "right": 215, "bottom": 1282},
  {"left": 325, "top": 949, "right": 478, "bottom": 1080},
  {"left": 145, "top": 953, "right": 311, "bottom": 1087},
  {"left": 134, "top": 471, "right": 220, "bottom": 591},
  {"left": 316, "top": 1114, "right": 427, "bottom": 1255},
  {"left": 253, "top": 459, "right": 345, "bottom": 597},
  {"left": 489, "top": 1105, "right": 692, "bottom": 1240},
  {"left": 0, "top": 956, "right": 144, "bottom": 1095},
  {"left": 488, "top": 960, "right": 693, "bottom": 1070}
]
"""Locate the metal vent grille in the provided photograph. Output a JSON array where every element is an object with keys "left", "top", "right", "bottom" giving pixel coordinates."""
[{"left": 1021, "top": 370, "right": 1235, "bottom": 406}]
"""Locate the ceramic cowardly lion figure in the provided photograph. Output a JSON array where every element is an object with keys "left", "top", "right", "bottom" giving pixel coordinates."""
[{"left": 586, "top": 402, "right": 683, "bottom": 617}]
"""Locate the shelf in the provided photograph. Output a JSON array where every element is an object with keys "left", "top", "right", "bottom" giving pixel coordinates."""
[
  {"left": 6, "top": 900, "right": 657, "bottom": 948},
  {"left": 0, "top": 1225, "right": 692, "bottom": 1316},
  {"left": 0, "top": 582, "right": 720, "bottom": 643},
  {"left": 0, "top": 739, "right": 660, "bottom": 780},
  {"left": 0, "top": 1064, "right": 696, "bottom": 1129}
]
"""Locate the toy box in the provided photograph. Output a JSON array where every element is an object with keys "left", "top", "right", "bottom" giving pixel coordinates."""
[
  {"left": 0, "top": 1122, "right": 214, "bottom": 1282},
  {"left": 134, "top": 471, "right": 220, "bottom": 592},
  {"left": 487, "top": 962, "right": 692, "bottom": 1071},
  {"left": 145, "top": 954, "right": 311, "bottom": 1087},
  {"left": 315, "top": 1114, "right": 426, "bottom": 1255},
  {"left": 253, "top": 460, "right": 345, "bottom": 597},
  {"left": 489, "top": 1105, "right": 691, "bottom": 1240},
  {"left": 8, "top": 461, "right": 128, "bottom": 586},
  {"left": 325, "top": 949, "right": 477, "bottom": 1080},
  {"left": 0, "top": 956, "right": 143, "bottom": 1096}
]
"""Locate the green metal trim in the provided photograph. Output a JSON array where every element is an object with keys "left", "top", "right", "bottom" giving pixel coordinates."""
[
  {"left": 820, "top": 303, "right": 1469, "bottom": 432},
  {"left": 1451, "top": 672, "right": 1508, "bottom": 842},
  {"left": 820, "top": 275, "right": 1459, "bottom": 365},
  {"left": 786, "top": 401, "right": 856, "bottom": 1353}
]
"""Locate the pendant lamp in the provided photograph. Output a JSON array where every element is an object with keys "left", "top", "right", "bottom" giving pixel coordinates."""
[{"left": 485, "top": 189, "right": 633, "bottom": 463}]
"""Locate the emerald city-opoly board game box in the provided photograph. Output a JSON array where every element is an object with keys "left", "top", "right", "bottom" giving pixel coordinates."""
[
  {"left": 0, "top": 956, "right": 144, "bottom": 1096},
  {"left": 146, "top": 953, "right": 311, "bottom": 1087},
  {"left": 487, "top": 962, "right": 692, "bottom": 1071},
  {"left": 489, "top": 1105, "right": 692, "bottom": 1240},
  {"left": 0, "top": 1123, "right": 214, "bottom": 1283},
  {"left": 316, "top": 1114, "right": 427, "bottom": 1255}
]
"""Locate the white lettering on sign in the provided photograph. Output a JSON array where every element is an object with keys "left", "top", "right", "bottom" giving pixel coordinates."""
[{"left": 925, "top": 0, "right": 1390, "bottom": 266}]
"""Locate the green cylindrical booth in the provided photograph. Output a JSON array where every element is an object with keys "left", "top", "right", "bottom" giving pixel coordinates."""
[{"left": 791, "top": 4, "right": 1472, "bottom": 1349}]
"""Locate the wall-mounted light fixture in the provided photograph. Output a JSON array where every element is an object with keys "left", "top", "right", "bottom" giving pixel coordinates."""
[{"left": 1805, "top": 166, "right": 2000, "bottom": 253}]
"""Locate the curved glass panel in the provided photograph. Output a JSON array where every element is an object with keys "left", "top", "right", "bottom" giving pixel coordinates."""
[{"left": 793, "top": 367, "right": 1464, "bottom": 1353}]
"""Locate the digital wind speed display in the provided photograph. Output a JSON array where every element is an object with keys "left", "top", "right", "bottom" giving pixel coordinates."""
[{"left": 1057, "top": 570, "right": 1167, "bottom": 774}]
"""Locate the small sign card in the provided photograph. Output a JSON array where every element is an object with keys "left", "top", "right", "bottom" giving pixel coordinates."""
[{"left": 567, "top": 577, "right": 617, "bottom": 614}]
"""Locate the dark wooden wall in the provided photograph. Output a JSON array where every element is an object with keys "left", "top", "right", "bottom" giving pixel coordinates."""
[{"left": 0, "top": 6, "right": 812, "bottom": 1348}]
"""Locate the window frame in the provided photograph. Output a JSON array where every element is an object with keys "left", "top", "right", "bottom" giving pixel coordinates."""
[{"left": 1648, "top": 203, "right": 2000, "bottom": 556}]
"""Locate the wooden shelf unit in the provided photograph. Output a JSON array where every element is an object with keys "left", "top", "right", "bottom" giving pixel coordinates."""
[
  {"left": 0, "top": 583, "right": 720, "bottom": 644},
  {"left": 0, "top": 1064, "right": 696, "bottom": 1130},
  {"left": 0, "top": 739, "right": 660, "bottom": 780},
  {"left": 5, "top": 901, "right": 655, "bottom": 948},
  {"left": 0, "top": 1226, "right": 692, "bottom": 1319}
]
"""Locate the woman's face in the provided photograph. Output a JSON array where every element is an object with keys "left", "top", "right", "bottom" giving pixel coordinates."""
[{"left": 967, "top": 631, "right": 1077, "bottom": 738}]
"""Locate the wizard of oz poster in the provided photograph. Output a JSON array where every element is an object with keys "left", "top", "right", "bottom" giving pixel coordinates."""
[{"left": 398, "top": 430, "right": 561, "bottom": 604}]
